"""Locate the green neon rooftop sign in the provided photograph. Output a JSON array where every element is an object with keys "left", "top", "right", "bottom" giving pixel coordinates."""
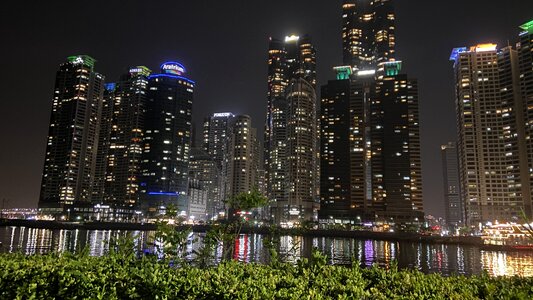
[
  {"left": 67, "top": 55, "right": 96, "bottom": 69},
  {"left": 384, "top": 61, "right": 402, "bottom": 76},
  {"left": 334, "top": 66, "right": 352, "bottom": 80},
  {"left": 129, "top": 66, "right": 152, "bottom": 77},
  {"left": 520, "top": 19, "right": 533, "bottom": 33}
]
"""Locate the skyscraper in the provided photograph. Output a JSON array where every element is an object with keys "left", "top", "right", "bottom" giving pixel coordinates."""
[
  {"left": 518, "top": 20, "right": 533, "bottom": 219},
  {"left": 92, "top": 82, "right": 115, "bottom": 206},
  {"left": 441, "top": 142, "right": 464, "bottom": 227},
  {"left": 189, "top": 147, "right": 220, "bottom": 219},
  {"left": 187, "top": 178, "right": 207, "bottom": 221},
  {"left": 140, "top": 62, "right": 194, "bottom": 215},
  {"left": 451, "top": 44, "right": 529, "bottom": 224},
  {"left": 371, "top": 69, "right": 423, "bottom": 222},
  {"left": 264, "top": 35, "right": 317, "bottom": 224},
  {"left": 319, "top": 73, "right": 353, "bottom": 220},
  {"left": 270, "top": 78, "right": 319, "bottom": 224},
  {"left": 319, "top": 0, "right": 423, "bottom": 224},
  {"left": 39, "top": 55, "right": 104, "bottom": 218},
  {"left": 203, "top": 113, "right": 235, "bottom": 166},
  {"left": 100, "top": 66, "right": 151, "bottom": 214},
  {"left": 342, "top": 0, "right": 396, "bottom": 71},
  {"left": 202, "top": 112, "right": 235, "bottom": 212},
  {"left": 227, "top": 115, "right": 260, "bottom": 199}
]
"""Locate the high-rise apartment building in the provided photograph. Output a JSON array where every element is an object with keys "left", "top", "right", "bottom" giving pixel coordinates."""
[
  {"left": 187, "top": 178, "right": 207, "bottom": 221},
  {"left": 92, "top": 83, "right": 115, "bottom": 205},
  {"left": 319, "top": 74, "right": 353, "bottom": 220},
  {"left": 203, "top": 113, "right": 235, "bottom": 166},
  {"left": 227, "top": 115, "right": 261, "bottom": 199},
  {"left": 451, "top": 44, "right": 529, "bottom": 224},
  {"left": 202, "top": 112, "right": 235, "bottom": 212},
  {"left": 189, "top": 148, "right": 220, "bottom": 219},
  {"left": 98, "top": 66, "right": 151, "bottom": 214},
  {"left": 265, "top": 35, "right": 317, "bottom": 216},
  {"left": 342, "top": 0, "right": 396, "bottom": 71},
  {"left": 320, "top": 0, "right": 423, "bottom": 224},
  {"left": 270, "top": 78, "right": 319, "bottom": 224},
  {"left": 140, "top": 62, "right": 194, "bottom": 215},
  {"left": 441, "top": 142, "right": 464, "bottom": 227},
  {"left": 39, "top": 55, "right": 105, "bottom": 218},
  {"left": 518, "top": 20, "right": 533, "bottom": 218},
  {"left": 371, "top": 70, "right": 423, "bottom": 222}
]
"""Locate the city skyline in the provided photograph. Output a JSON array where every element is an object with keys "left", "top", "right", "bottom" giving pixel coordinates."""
[{"left": 1, "top": 1, "right": 533, "bottom": 218}]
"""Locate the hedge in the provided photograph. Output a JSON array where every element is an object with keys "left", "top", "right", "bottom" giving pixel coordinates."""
[{"left": 1, "top": 252, "right": 533, "bottom": 299}]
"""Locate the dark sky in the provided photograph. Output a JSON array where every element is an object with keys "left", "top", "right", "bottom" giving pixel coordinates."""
[{"left": 1, "top": 1, "right": 532, "bottom": 216}]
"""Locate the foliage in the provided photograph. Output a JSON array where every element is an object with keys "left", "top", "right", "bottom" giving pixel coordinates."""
[
  {"left": 2, "top": 252, "right": 533, "bottom": 299},
  {"left": 225, "top": 188, "right": 269, "bottom": 212},
  {"left": 153, "top": 204, "right": 193, "bottom": 265}
]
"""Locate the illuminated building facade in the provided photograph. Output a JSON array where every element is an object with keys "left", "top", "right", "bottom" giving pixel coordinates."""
[
  {"left": 342, "top": 0, "right": 396, "bottom": 71},
  {"left": 187, "top": 178, "right": 207, "bottom": 221},
  {"left": 441, "top": 142, "right": 464, "bottom": 227},
  {"left": 202, "top": 112, "right": 235, "bottom": 213},
  {"left": 518, "top": 20, "right": 533, "bottom": 218},
  {"left": 203, "top": 112, "right": 235, "bottom": 166},
  {"left": 319, "top": 75, "right": 353, "bottom": 220},
  {"left": 320, "top": 0, "right": 422, "bottom": 224},
  {"left": 100, "top": 66, "right": 151, "bottom": 212},
  {"left": 39, "top": 55, "right": 105, "bottom": 217},
  {"left": 271, "top": 78, "right": 319, "bottom": 223},
  {"left": 371, "top": 71, "right": 423, "bottom": 222},
  {"left": 321, "top": 67, "right": 423, "bottom": 223},
  {"left": 226, "top": 115, "right": 261, "bottom": 207},
  {"left": 451, "top": 43, "right": 530, "bottom": 224},
  {"left": 92, "top": 83, "right": 115, "bottom": 205},
  {"left": 140, "top": 62, "right": 194, "bottom": 215},
  {"left": 264, "top": 35, "right": 317, "bottom": 223},
  {"left": 189, "top": 148, "right": 220, "bottom": 219}
]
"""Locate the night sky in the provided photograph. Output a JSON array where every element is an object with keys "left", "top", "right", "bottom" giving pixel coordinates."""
[{"left": 1, "top": 1, "right": 532, "bottom": 216}]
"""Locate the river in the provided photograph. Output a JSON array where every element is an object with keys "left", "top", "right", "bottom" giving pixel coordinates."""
[{"left": 1, "top": 226, "right": 533, "bottom": 277}]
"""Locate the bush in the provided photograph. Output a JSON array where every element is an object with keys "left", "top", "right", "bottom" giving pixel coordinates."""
[{"left": 1, "top": 252, "right": 533, "bottom": 299}]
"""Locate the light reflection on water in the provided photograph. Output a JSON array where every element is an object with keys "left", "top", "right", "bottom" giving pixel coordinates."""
[{"left": 2, "top": 226, "right": 533, "bottom": 277}]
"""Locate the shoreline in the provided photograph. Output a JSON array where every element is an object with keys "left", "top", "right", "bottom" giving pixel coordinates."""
[{"left": 1, "top": 218, "right": 529, "bottom": 252}]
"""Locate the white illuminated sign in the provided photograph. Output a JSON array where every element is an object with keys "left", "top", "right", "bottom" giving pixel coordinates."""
[
  {"left": 161, "top": 63, "right": 185, "bottom": 75},
  {"left": 73, "top": 57, "right": 84, "bottom": 64},
  {"left": 357, "top": 70, "right": 376, "bottom": 76},
  {"left": 130, "top": 68, "right": 143, "bottom": 73},
  {"left": 285, "top": 35, "right": 300, "bottom": 42},
  {"left": 213, "top": 113, "right": 234, "bottom": 118}
]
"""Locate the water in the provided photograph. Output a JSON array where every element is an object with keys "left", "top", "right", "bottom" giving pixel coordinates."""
[{"left": 2, "top": 226, "right": 533, "bottom": 277}]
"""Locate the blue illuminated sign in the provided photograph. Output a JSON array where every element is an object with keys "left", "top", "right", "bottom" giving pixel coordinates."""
[
  {"left": 148, "top": 192, "right": 179, "bottom": 196},
  {"left": 160, "top": 62, "right": 186, "bottom": 76},
  {"left": 148, "top": 74, "right": 195, "bottom": 85},
  {"left": 450, "top": 47, "right": 467, "bottom": 61},
  {"left": 105, "top": 83, "right": 116, "bottom": 91}
]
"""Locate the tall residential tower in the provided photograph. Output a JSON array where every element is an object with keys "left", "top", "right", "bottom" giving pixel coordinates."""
[
  {"left": 140, "top": 62, "right": 194, "bottom": 215},
  {"left": 264, "top": 35, "right": 318, "bottom": 224},
  {"left": 100, "top": 66, "right": 151, "bottom": 213},
  {"left": 319, "top": 0, "right": 423, "bottom": 224},
  {"left": 39, "top": 55, "right": 104, "bottom": 217},
  {"left": 342, "top": 0, "right": 396, "bottom": 71},
  {"left": 451, "top": 43, "right": 530, "bottom": 224},
  {"left": 441, "top": 142, "right": 464, "bottom": 227}
]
